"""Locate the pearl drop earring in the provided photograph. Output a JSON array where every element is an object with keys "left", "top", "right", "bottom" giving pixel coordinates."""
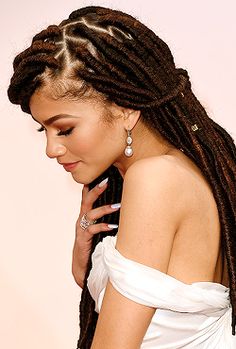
[{"left": 124, "top": 128, "right": 133, "bottom": 157}]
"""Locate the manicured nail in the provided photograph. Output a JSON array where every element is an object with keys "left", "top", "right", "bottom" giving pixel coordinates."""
[
  {"left": 98, "top": 177, "right": 109, "bottom": 188},
  {"left": 111, "top": 203, "right": 121, "bottom": 209},
  {"left": 107, "top": 224, "right": 119, "bottom": 229}
]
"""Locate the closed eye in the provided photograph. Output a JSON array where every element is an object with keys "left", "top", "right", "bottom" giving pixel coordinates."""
[
  {"left": 36, "top": 126, "right": 74, "bottom": 136},
  {"left": 37, "top": 126, "right": 45, "bottom": 132},
  {"left": 57, "top": 127, "right": 74, "bottom": 136}
]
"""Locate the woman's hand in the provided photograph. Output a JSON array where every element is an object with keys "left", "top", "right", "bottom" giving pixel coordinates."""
[{"left": 72, "top": 177, "right": 121, "bottom": 288}]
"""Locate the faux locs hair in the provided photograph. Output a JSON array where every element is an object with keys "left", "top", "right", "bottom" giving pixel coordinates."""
[{"left": 8, "top": 6, "right": 236, "bottom": 348}]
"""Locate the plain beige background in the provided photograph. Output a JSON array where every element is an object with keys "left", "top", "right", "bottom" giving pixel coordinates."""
[{"left": 1, "top": 0, "right": 236, "bottom": 348}]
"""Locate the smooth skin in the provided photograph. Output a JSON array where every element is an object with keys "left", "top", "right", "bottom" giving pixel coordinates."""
[
  {"left": 29, "top": 88, "right": 225, "bottom": 348},
  {"left": 90, "top": 157, "right": 223, "bottom": 349}
]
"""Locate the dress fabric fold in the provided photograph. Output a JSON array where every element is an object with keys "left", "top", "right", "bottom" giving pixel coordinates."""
[{"left": 87, "top": 235, "right": 235, "bottom": 348}]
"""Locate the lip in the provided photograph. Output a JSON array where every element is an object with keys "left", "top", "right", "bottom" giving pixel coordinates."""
[{"left": 61, "top": 161, "right": 80, "bottom": 172}]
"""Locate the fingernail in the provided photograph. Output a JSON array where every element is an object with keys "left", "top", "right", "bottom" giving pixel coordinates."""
[
  {"left": 98, "top": 177, "right": 109, "bottom": 188},
  {"left": 107, "top": 224, "right": 119, "bottom": 229},
  {"left": 111, "top": 203, "right": 121, "bottom": 209}
]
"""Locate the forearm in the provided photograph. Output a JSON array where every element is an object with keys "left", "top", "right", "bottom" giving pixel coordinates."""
[{"left": 72, "top": 241, "right": 88, "bottom": 288}]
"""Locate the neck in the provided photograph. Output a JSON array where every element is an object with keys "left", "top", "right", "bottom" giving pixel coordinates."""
[{"left": 113, "top": 120, "right": 177, "bottom": 179}]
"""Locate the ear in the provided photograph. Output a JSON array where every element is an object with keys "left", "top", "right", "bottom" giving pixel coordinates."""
[
  {"left": 122, "top": 108, "right": 141, "bottom": 130},
  {"left": 108, "top": 103, "right": 141, "bottom": 130}
]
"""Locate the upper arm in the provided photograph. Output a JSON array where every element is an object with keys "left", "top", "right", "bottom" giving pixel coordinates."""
[
  {"left": 115, "top": 157, "right": 184, "bottom": 272},
  {"left": 90, "top": 158, "right": 185, "bottom": 349}
]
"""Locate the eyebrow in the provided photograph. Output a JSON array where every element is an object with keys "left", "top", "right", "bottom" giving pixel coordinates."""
[{"left": 32, "top": 114, "right": 79, "bottom": 126}]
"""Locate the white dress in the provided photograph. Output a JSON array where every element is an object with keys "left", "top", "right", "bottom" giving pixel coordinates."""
[{"left": 87, "top": 235, "right": 236, "bottom": 348}]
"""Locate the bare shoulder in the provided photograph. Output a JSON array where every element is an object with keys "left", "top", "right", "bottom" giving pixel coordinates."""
[
  {"left": 128, "top": 151, "right": 217, "bottom": 205},
  {"left": 124, "top": 154, "right": 188, "bottom": 184},
  {"left": 123, "top": 155, "right": 189, "bottom": 222},
  {"left": 124, "top": 154, "right": 196, "bottom": 209},
  {"left": 120, "top": 153, "right": 222, "bottom": 284},
  {"left": 116, "top": 155, "right": 192, "bottom": 272}
]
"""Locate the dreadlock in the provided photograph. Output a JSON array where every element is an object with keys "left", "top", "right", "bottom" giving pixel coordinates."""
[{"left": 7, "top": 6, "right": 236, "bottom": 348}]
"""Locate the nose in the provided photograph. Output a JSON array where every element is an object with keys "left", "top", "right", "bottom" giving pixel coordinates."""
[{"left": 46, "top": 137, "right": 66, "bottom": 159}]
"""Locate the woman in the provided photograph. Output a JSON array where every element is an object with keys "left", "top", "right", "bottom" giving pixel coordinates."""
[{"left": 7, "top": 5, "right": 236, "bottom": 348}]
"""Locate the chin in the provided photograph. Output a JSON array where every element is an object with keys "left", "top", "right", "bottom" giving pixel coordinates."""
[
  {"left": 70, "top": 173, "right": 87, "bottom": 185},
  {"left": 71, "top": 163, "right": 112, "bottom": 185},
  {"left": 70, "top": 171, "right": 97, "bottom": 185}
]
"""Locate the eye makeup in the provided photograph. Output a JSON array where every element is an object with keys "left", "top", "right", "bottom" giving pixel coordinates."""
[
  {"left": 37, "top": 126, "right": 45, "bottom": 132},
  {"left": 36, "top": 126, "right": 75, "bottom": 136}
]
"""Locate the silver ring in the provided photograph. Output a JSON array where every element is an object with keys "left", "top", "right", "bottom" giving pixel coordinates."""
[{"left": 80, "top": 213, "right": 97, "bottom": 230}]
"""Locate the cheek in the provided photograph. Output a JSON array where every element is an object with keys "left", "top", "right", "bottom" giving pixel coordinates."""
[{"left": 69, "top": 124, "right": 111, "bottom": 156}]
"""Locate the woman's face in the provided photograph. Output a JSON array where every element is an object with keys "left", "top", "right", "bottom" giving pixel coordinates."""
[{"left": 29, "top": 89, "right": 127, "bottom": 184}]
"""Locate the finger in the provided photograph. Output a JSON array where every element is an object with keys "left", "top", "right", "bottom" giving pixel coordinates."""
[
  {"left": 76, "top": 203, "right": 120, "bottom": 232},
  {"left": 81, "top": 184, "right": 89, "bottom": 200},
  {"left": 86, "top": 203, "right": 121, "bottom": 222},
  {"left": 84, "top": 222, "right": 119, "bottom": 235},
  {"left": 82, "top": 177, "right": 109, "bottom": 210}
]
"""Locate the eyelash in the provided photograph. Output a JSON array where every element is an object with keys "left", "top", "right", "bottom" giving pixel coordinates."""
[{"left": 37, "top": 126, "right": 74, "bottom": 137}]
